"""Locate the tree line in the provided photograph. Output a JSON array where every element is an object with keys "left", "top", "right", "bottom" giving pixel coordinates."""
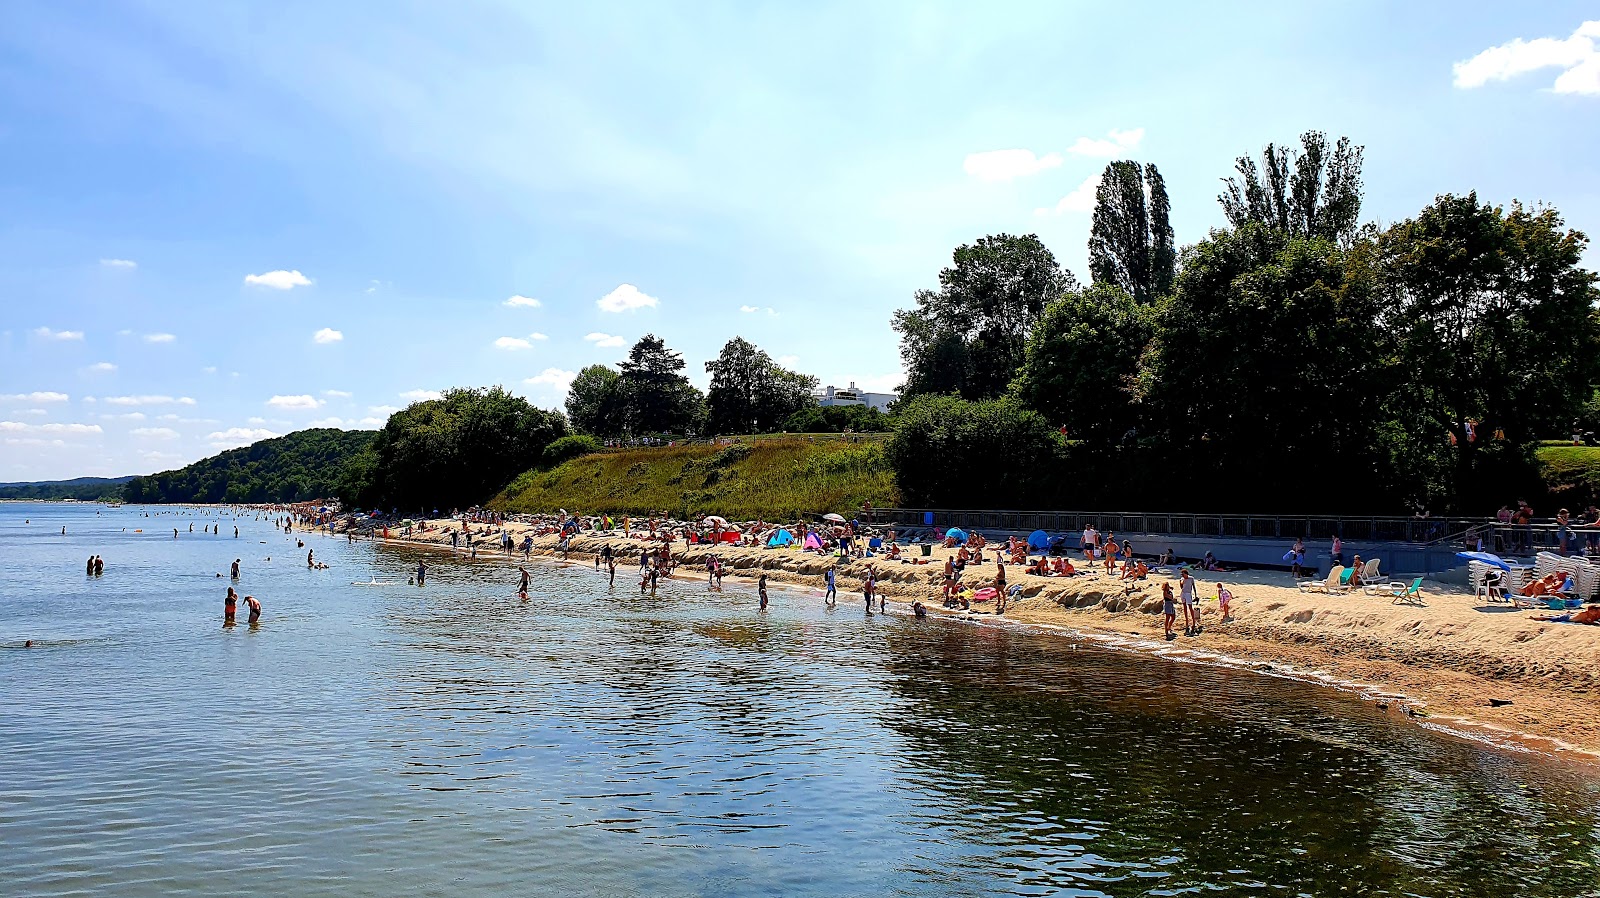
[{"left": 890, "top": 131, "right": 1599, "bottom": 515}]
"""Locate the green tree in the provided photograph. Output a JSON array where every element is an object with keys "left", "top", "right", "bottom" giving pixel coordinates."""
[
  {"left": 617, "top": 334, "right": 706, "bottom": 435},
  {"left": 1088, "top": 161, "right": 1175, "bottom": 303},
  {"left": 886, "top": 394, "right": 1061, "bottom": 507},
  {"left": 565, "top": 364, "right": 623, "bottom": 437},
  {"left": 359, "top": 386, "right": 567, "bottom": 510},
  {"left": 893, "top": 234, "right": 1077, "bottom": 400},
  {"left": 1012, "top": 285, "right": 1156, "bottom": 444},
  {"left": 1143, "top": 224, "right": 1388, "bottom": 510},
  {"left": 123, "top": 428, "right": 378, "bottom": 505},
  {"left": 1219, "top": 131, "right": 1365, "bottom": 244},
  {"left": 704, "top": 337, "right": 819, "bottom": 434},
  {"left": 1377, "top": 193, "right": 1600, "bottom": 509}
]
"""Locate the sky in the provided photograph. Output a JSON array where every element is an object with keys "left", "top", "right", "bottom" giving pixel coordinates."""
[{"left": 1, "top": 2, "right": 1597, "bottom": 481}]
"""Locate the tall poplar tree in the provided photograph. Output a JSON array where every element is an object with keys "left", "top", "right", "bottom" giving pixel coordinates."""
[{"left": 1088, "top": 161, "right": 1175, "bottom": 303}]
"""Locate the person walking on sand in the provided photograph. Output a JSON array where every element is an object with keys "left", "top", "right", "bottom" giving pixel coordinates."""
[
  {"left": 1161, "top": 581, "right": 1176, "bottom": 640},
  {"left": 824, "top": 566, "right": 837, "bottom": 605},
  {"left": 1216, "top": 582, "right": 1233, "bottom": 622},
  {"left": 994, "top": 560, "right": 1008, "bottom": 614},
  {"left": 1179, "top": 569, "right": 1200, "bottom": 636},
  {"left": 758, "top": 574, "right": 769, "bottom": 610}
]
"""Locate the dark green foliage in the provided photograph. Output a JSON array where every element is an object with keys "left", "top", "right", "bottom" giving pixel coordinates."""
[
  {"left": 543, "top": 434, "right": 602, "bottom": 466},
  {"left": 1220, "top": 131, "right": 1365, "bottom": 244},
  {"left": 704, "top": 337, "right": 818, "bottom": 434},
  {"left": 894, "top": 234, "right": 1077, "bottom": 401},
  {"left": 0, "top": 476, "right": 132, "bottom": 501},
  {"left": 783, "top": 404, "right": 890, "bottom": 433},
  {"left": 348, "top": 386, "right": 566, "bottom": 511},
  {"left": 1376, "top": 193, "right": 1600, "bottom": 509},
  {"left": 886, "top": 395, "right": 1061, "bottom": 508},
  {"left": 1089, "top": 161, "right": 1175, "bottom": 303},
  {"left": 616, "top": 335, "right": 707, "bottom": 436},
  {"left": 565, "top": 364, "right": 623, "bottom": 436},
  {"left": 1012, "top": 285, "right": 1156, "bottom": 445},
  {"left": 123, "top": 429, "right": 375, "bottom": 504}
]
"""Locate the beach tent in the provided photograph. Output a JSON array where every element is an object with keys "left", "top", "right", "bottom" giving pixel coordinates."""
[
  {"left": 1027, "top": 529, "right": 1050, "bottom": 552},
  {"left": 768, "top": 528, "right": 795, "bottom": 547},
  {"left": 945, "top": 527, "right": 968, "bottom": 542},
  {"left": 804, "top": 532, "right": 823, "bottom": 549}
]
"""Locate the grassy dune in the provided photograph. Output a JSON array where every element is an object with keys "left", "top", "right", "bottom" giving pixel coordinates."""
[
  {"left": 1537, "top": 442, "right": 1600, "bottom": 508},
  {"left": 492, "top": 438, "right": 897, "bottom": 520}
]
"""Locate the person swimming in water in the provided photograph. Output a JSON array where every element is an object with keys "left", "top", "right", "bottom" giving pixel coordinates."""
[{"left": 224, "top": 587, "right": 238, "bottom": 623}]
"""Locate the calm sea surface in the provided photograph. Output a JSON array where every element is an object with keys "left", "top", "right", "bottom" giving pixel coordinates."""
[{"left": 5, "top": 502, "right": 1600, "bottom": 897}]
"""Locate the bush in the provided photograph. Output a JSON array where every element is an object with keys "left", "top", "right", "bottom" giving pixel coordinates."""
[
  {"left": 886, "top": 395, "right": 1061, "bottom": 508},
  {"left": 543, "top": 434, "right": 602, "bottom": 466}
]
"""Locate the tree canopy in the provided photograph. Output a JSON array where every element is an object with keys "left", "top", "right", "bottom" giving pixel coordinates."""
[
  {"left": 704, "top": 337, "right": 818, "bottom": 435},
  {"left": 893, "top": 233, "right": 1076, "bottom": 400},
  {"left": 124, "top": 429, "right": 376, "bottom": 504},
  {"left": 1089, "top": 161, "right": 1175, "bottom": 303},
  {"left": 1220, "top": 131, "right": 1365, "bottom": 245}
]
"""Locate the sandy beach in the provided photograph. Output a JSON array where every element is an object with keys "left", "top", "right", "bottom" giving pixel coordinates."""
[{"left": 359, "top": 519, "right": 1600, "bottom": 761}]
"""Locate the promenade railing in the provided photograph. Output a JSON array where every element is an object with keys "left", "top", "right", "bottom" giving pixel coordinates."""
[{"left": 867, "top": 507, "right": 1591, "bottom": 552}]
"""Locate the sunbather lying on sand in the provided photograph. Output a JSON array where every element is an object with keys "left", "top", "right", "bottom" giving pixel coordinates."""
[{"left": 1531, "top": 604, "right": 1600, "bottom": 624}]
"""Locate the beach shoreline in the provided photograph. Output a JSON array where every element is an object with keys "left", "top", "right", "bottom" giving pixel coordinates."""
[{"left": 328, "top": 518, "right": 1600, "bottom": 764}]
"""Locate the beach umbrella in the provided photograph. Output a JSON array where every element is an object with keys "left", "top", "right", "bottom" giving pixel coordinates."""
[
  {"left": 705, "top": 515, "right": 729, "bottom": 527},
  {"left": 1456, "top": 550, "right": 1511, "bottom": 571},
  {"left": 945, "top": 527, "right": 967, "bottom": 542},
  {"left": 822, "top": 512, "right": 846, "bottom": 523}
]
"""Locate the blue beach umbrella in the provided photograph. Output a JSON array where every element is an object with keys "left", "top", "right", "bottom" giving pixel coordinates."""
[
  {"left": 1456, "top": 550, "right": 1511, "bottom": 571},
  {"left": 945, "top": 527, "right": 968, "bottom": 542}
]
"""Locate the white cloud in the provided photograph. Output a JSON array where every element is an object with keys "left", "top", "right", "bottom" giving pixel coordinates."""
[
  {"left": 1, "top": 391, "right": 70, "bottom": 403},
  {"left": 103, "top": 412, "right": 147, "bottom": 421},
  {"left": 139, "top": 450, "right": 184, "bottom": 464},
  {"left": 323, "top": 389, "right": 353, "bottom": 398},
  {"left": 130, "top": 427, "right": 180, "bottom": 440},
  {"left": 33, "top": 327, "right": 84, "bottom": 341},
  {"left": 1035, "top": 172, "right": 1102, "bottom": 216},
  {"left": 400, "top": 389, "right": 442, "bottom": 402},
  {"left": 310, "top": 415, "right": 385, "bottom": 429},
  {"left": 584, "top": 332, "right": 626, "bottom": 348},
  {"left": 503, "top": 294, "right": 542, "bottom": 308},
  {"left": 1066, "top": 127, "right": 1145, "bottom": 157},
  {"left": 87, "top": 362, "right": 117, "bottom": 373},
  {"left": 312, "top": 327, "right": 344, "bottom": 344},
  {"left": 778, "top": 355, "right": 801, "bottom": 367},
  {"left": 100, "top": 258, "right": 137, "bottom": 269},
  {"left": 740, "top": 305, "right": 758, "bottom": 313},
  {"left": 368, "top": 405, "right": 399, "bottom": 416},
  {"left": 528, "top": 332, "right": 549, "bottom": 341},
  {"left": 1454, "top": 20, "right": 1600, "bottom": 95},
  {"left": 524, "top": 367, "right": 577, "bottom": 393},
  {"left": 143, "top": 332, "right": 176, "bottom": 344},
  {"left": 202, "top": 366, "right": 218, "bottom": 375},
  {"left": 962, "top": 149, "right": 1063, "bottom": 182},
  {"left": 597, "top": 283, "right": 659, "bottom": 313},
  {"left": 266, "top": 394, "right": 322, "bottom": 410},
  {"left": 247, "top": 416, "right": 267, "bottom": 425},
  {"left": 17, "top": 409, "right": 47, "bottom": 417},
  {"left": 494, "top": 336, "right": 533, "bottom": 350},
  {"left": 0, "top": 421, "right": 103, "bottom": 435},
  {"left": 244, "top": 269, "right": 313, "bottom": 289},
  {"left": 207, "top": 427, "right": 278, "bottom": 448},
  {"left": 104, "top": 395, "right": 196, "bottom": 406}
]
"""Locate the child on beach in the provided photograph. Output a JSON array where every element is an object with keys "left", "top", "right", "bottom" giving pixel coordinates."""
[
  {"left": 824, "top": 567, "right": 837, "bottom": 605},
  {"left": 1217, "top": 583, "right": 1233, "bottom": 622},
  {"left": 1161, "top": 581, "right": 1176, "bottom": 639}
]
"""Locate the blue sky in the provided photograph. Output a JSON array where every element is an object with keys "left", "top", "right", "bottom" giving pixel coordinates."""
[{"left": 1, "top": 2, "right": 1597, "bottom": 480}]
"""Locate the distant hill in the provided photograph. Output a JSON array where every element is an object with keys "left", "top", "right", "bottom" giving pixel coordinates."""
[
  {"left": 122, "top": 428, "right": 377, "bottom": 504},
  {"left": 0, "top": 475, "right": 134, "bottom": 501}
]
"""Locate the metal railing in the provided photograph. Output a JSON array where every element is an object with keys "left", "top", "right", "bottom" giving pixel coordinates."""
[{"left": 864, "top": 507, "right": 1561, "bottom": 547}]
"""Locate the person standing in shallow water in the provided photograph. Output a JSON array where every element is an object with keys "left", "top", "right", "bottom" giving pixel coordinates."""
[
  {"left": 517, "top": 566, "right": 530, "bottom": 599},
  {"left": 224, "top": 587, "right": 238, "bottom": 624},
  {"left": 94, "top": 556, "right": 103, "bottom": 576},
  {"left": 758, "top": 574, "right": 769, "bottom": 610},
  {"left": 416, "top": 561, "right": 426, "bottom": 587},
  {"left": 824, "top": 566, "right": 837, "bottom": 605},
  {"left": 244, "top": 595, "right": 261, "bottom": 624},
  {"left": 231, "top": 559, "right": 240, "bottom": 580}
]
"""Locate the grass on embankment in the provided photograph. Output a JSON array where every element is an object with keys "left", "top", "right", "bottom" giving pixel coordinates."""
[
  {"left": 492, "top": 437, "right": 897, "bottom": 520},
  {"left": 1537, "top": 443, "right": 1600, "bottom": 507}
]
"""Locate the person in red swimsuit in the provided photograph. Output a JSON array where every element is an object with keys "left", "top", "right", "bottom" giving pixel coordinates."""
[{"left": 224, "top": 587, "right": 238, "bottom": 624}]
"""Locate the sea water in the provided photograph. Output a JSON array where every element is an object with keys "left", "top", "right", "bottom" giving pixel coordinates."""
[{"left": 4, "top": 502, "right": 1600, "bottom": 897}]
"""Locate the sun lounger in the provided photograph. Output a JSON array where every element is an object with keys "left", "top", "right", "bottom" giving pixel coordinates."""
[
  {"left": 1390, "top": 577, "right": 1426, "bottom": 606},
  {"left": 1299, "top": 565, "right": 1344, "bottom": 593}
]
